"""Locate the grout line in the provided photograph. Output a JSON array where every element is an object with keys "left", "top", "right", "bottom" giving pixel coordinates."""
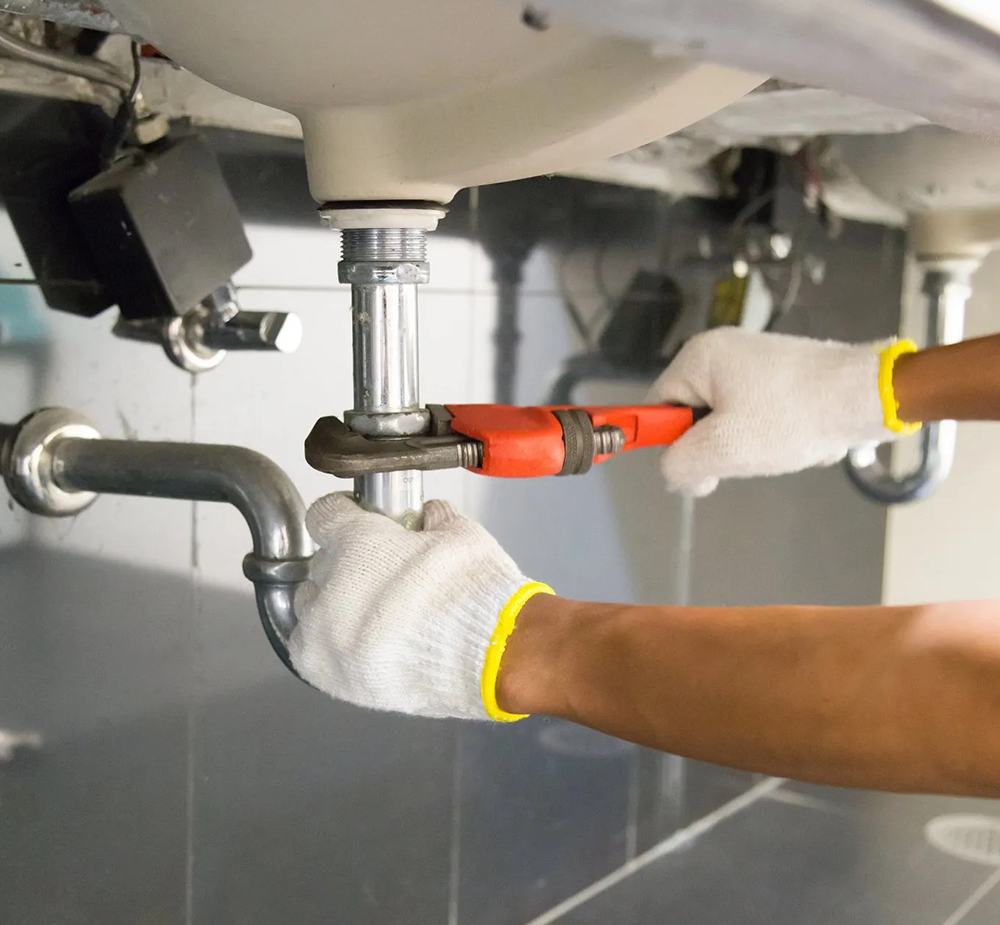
[
  {"left": 12, "top": 282, "right": 585, "bottom": 302},
  {"left": 676, "top": 493, "right": 695, "bottom": 608},
  {"left": 233, "top": 284, "right": 570, "bottom": 298},
  {"left": 185, "top": 374, "right": 197, "bottom": 925},
  {"left": 521, "top": 776, "right": 785, "bottom": 925},
  {"left": 625, "top": 748, "right": 640, "bottom": 862},
  {"left": 184, "top": 643, "right": 195, "bottom": 925},
  {"left": 447, "top": 729, "right": 463, "bottom": 925},
  {"left": 762, "top": 788, "right": 853, "bottom": 817},
  {"left": 941, "top": 866, "right": 1000, "bottom": 925}
]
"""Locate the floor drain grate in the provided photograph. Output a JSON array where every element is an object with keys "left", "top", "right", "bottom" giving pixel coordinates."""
[{"left": 925, "top": 814, "right": 1000, "bottom": 866}]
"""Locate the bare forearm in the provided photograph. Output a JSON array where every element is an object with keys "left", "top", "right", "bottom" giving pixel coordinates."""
[
  {"left": 895, "top": 333, "right": 1000, "bottom": 422},
  {"left": 499, "top": 595, "right": 1000, "bottom": 796}
]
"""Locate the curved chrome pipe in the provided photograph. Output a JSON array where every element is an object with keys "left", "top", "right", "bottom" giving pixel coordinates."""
[
  {"left": 844, "top": 264, "right": 971, "bottom": 505},
  {"left": 845, "top": 420, "right": 957, "bottom": 505},
  {"left": 1, "top": 408, "right": 312, "bottom": 674}
]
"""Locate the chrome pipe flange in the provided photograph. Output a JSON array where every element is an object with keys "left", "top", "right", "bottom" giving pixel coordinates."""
[{"left": 3, "top": 408, "right": 101, "bottom": 516}]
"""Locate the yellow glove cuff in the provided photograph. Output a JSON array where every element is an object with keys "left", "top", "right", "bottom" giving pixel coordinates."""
[
  {"left": 878, "top": 339, "right": 922, "bottom": 436},
  {"left": 480, "top": 581, "right": 555, "bottom": 722}
]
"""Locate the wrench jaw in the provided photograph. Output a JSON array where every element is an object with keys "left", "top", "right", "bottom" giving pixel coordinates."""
[{"left": 304, "top": 416, "right": 481, "bottom": 479}]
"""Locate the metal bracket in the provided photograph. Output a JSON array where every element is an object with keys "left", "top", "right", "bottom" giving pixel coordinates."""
[{"left": 113, "top": 283, "right": 303, "bottom": 374}]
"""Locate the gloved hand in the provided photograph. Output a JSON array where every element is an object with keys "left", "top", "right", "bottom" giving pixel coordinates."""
[
  {"left": 289, "top": 493, "right": 550, "bottom": 721},
  {"left": 650, "top": 328, "right": 901, "bottom": 496}
]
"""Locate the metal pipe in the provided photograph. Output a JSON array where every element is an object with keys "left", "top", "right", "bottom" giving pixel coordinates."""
[
  {"left": 341, "top": 227, "right": 426, "bottom": 528},
  {"left": 493, "top": 259, "right": 523, "bottom": 405},
  {"left": 1, "top": 409, "right": 312, "bottom": 673},
  {"left": 53, "top": 438, "right": 310, "bottom": 568},
  {"left": 0, "top": 26, "right": 131, "bottom": 92},
  {"left": 351, "top": 281, "right": 423, "bottom": 524},
  {"left": 845, "top": 264, "right": 971, "bottom": 505},
  {"left": 54, "top": 438, "right": 311, "bottom": 667}
]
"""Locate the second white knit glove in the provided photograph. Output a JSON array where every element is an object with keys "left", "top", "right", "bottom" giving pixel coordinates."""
[
  {"left": 650, "top": 328, "right": 897, "bottom": 496},
  {"left": 289, "top": 493, "right": 549, "bottom": 721}
]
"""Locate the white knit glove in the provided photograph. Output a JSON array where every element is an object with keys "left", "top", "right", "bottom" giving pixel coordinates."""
[
  {"left": 289, "top": 493, "right": 545, "bottom": 721},
  {"left": 650, "top": 329, "right": 896, "bottom": 496}
]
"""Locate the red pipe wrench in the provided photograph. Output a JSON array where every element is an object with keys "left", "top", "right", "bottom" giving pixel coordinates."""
[{"left": 305, "top": 404, "right": 705, "bottom": 480}]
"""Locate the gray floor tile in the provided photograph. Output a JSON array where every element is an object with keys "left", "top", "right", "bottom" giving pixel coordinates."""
[
  {"left": 552, "top": 791, "right": 993, "bottom": 925},
  {"left": 0, "top": 549, "right": 190, "bottom": 925},
  {"left": 189, "top": 583, "right": 455, "bottom": 925},
  {"left": 457, "top": 718, "right": 632, "bottom": 925},
  {"left": 946, "top": 874, "right": 1000, "bottom": 925},
  {"left": 782, "top": 781, "right": 1000, "bottom": 839},
  {"left": 635, "top": 753, "right": 758, "bottom": 852}
]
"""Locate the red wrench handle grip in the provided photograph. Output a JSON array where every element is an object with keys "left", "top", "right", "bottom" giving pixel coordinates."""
[
  {"left": 445, "top": 405, "right": 566, "bottom": 477},
  {"left": 445, "top": 404, "right": 704, "bottom": 478}
]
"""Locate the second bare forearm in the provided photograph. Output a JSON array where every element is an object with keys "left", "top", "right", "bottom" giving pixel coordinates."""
[
  {"left": 500, "top": 596, "right": 1000, "bottom": 795},
  {"left": 895, "top": 333, "right": 1000, "bottom": 422}
]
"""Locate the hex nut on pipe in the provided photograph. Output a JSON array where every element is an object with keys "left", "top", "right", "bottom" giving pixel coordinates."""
[{"left": 339, "top": 262, "right": 430, "bottom": 285}]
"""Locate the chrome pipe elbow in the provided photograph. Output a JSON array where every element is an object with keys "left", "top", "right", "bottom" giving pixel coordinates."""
[
  {"left": 846, "top": 421, "right": 957, "bottom": 505},
  {"left": 1, "top": 407, "right": 312, "bottom": 672}
]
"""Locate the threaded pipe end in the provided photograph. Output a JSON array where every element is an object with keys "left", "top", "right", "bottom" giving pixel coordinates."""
[{"left": 341, "top": 228, "right": 428, "bottom": 263}]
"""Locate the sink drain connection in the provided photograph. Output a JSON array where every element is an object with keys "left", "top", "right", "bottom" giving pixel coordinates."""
[{"left": 926, "top": 815, "right": 1000, "bottom": 866}]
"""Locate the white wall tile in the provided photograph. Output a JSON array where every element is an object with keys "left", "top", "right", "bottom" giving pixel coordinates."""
[
  {"left": 427, "top": 235, "right": 477, "bottom": 293},
  {"left": 1, "top": 286, "right": 192, "bottom": 572}
]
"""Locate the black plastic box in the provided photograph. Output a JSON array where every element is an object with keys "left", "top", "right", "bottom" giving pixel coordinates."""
[{"left": 69, "top": 134, "right": 252, "bottom": 320}]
